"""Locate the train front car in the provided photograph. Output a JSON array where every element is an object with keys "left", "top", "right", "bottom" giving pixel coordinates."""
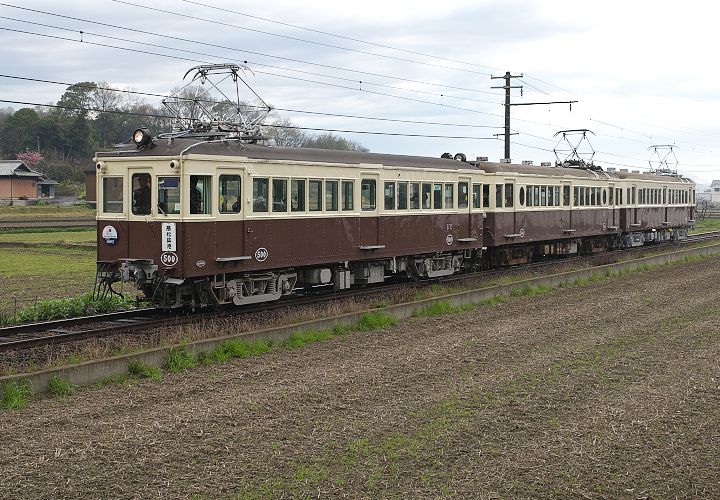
[{"left": 94, "top": 129, "right": 487, "bottom": 308}]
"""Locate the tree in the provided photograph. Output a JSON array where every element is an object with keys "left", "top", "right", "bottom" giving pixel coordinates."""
[
  {"left": 16, "top": 150, "right": 44, "bottom": 168},
  {"left": 3, "top": 107, "right": 40, "bottom": 154},
  {"left": 264, "top": 117, "right": 307, "bottom": 147},
  {"left": 301, "top": 132, "right": 369, "bottom": 152},
  {"left": 57, "top": 82, "right": 97, "bottom": 117}
]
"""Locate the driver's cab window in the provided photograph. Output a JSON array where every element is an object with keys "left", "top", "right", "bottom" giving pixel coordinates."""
[
  {"left": 132, "top": 173, "right": 152, "bottom": 215},
  {"left": 157, "top": 176, "right": 180, "bottom": 215},
  {"left": 190, "top": 175, "right": 211, "bottom": 215}
]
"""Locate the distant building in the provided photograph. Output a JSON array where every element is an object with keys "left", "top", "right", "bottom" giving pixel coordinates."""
[
  {"left": 0, "top": 160, "right": 58, "bottom": 203},
  {"left": 84, "top": 165, "right": 97, "bottom": 207},
  {"left": 709, "top": 180, "right": 720, "bottom": 204}
]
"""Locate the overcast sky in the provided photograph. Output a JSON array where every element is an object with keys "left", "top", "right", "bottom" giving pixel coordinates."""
[{"left": 1, "top": 0, "right": 718, "bottom": 184}]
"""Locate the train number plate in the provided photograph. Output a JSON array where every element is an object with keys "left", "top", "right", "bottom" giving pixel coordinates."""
[{"left": 160, "top": 252, "right": 179, "bottom": 267}]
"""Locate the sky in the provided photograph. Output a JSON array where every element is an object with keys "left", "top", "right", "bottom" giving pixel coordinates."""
[{"left": 1, "top": 0, "right": 719, "bottom": 185}]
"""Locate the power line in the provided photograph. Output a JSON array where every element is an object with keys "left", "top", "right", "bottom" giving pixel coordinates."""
[
  {"left": 0, "top": 4, "right": 505, "bottom": 98},
  {"left": 0, "top": 23, "right": 510, "bottom": 121},
  {"left": 0, "top": 73, "right": 504, "bottom": 130},
  {"left": 178, "top": 0, "right": 503, "bottom": 73},
  {"left": 0, "top": 98, "right": 498, "bottom": 141},
  {"left": 111, "top": 0, "right": 495, "bottom": 77}
]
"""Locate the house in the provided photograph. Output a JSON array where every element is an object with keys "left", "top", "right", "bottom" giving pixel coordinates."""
[
  {"left": 0, "top": 160, "right": 58, "bottom": 204},
  {"left": 709, "top": 180, "right": 720, "bottom": 204}
]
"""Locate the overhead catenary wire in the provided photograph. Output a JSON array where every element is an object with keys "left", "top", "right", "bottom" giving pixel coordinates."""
[
  {"left": 0, "top": 3, "right": 504, "bottom": 97},
  {"left": 0, "top": 4, "right": 716, "bottom": 174},
  {"left": 0, "top": 98, "right": 499, "bottom": 141},
  {"left": 0, "top": 73, "right": 505, "bottom": 129}
]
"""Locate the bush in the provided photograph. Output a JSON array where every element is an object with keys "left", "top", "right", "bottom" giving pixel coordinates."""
[
  {"left": 47, "top": 376, "right": 74, "bottom": 396},
  {"left": 3, "top": 292, "right": 135, "bottom": 325},
  {"left": 1, "top": 381, "right": 31, "bottom": 409}
]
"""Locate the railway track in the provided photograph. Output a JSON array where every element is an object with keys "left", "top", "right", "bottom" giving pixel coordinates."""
[{"left": 2, "top": 231, "right": 718, "bottom": 353}]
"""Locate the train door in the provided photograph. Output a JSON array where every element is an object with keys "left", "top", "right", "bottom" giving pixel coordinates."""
[
  {"left": 458, "top": 177, "right": 476, "bottom": 240},
  {"left": 216, "top": 170, "right": 244, "bottom": 263},
  {"left": 505, "top": 179, "right": 517, "bottom": 235},
  {"left": 608, "top": 182, "right": 617, "bottom": 229},
  {"left": 127, "top": 168, "right": 159, "bottom": 261},
  {"left": 562, "top": 180, "right": 573, "bottom": 232},
  {"left": 359, "top": 173, "right": 382, "bottom": 250}
]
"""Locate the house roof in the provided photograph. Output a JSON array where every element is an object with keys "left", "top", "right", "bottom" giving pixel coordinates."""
[{"left": 0, "top": 160, "right": 37, "bottom": 177}]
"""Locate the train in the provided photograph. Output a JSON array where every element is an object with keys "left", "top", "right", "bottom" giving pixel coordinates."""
[{"left": 93, "top": 127, "right": 696, "bottom": 308}]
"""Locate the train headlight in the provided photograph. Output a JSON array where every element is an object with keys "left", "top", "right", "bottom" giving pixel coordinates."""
[{"left": 133, "top": 128, "right": 152, "bottom": 146}]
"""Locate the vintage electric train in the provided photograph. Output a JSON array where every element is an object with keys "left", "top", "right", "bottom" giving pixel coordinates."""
[{"left": 93, "top": 128, "right": 696, "bottom": 308}]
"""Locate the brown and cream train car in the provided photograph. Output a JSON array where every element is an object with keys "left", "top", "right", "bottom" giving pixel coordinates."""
[
  {"left": 94, "top": 131, "right": 486, "bottom": 308},
  {"left": 476, "top": 161, "right": 695, "bottom": 266}
]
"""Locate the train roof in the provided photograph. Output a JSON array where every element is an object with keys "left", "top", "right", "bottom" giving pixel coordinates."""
[
  {"left": 97, "top": 137, "right": 693, "bottom": 185},
  {"left": 97, "top": 138, "right": 481, "bottom": 172}
]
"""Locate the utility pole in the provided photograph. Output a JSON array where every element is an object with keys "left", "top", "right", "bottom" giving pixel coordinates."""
[
  {"left": 491, "top": 71, "right": 577, "bottom": 162},
  {"left": 491, "top": 72, "right": 522, "bottom": 161}
]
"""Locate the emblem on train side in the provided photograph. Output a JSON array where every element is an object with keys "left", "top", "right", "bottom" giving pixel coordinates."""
[
  {"left": 196, "top": 260, "right": 206, "bottom": 268},
  {"left": 446, "top": 234, "right": 454, "bottom": 246},
  {"left": 255, "top": 247, "right": 269, "bottom": 262},
  {"left": 101, "top": 225, "right": 118, "bottom": 246}
]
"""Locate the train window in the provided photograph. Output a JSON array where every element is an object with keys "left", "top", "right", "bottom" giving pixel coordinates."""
[
  {"left": 518, "top": 187, "right": 525, "bottom": 206},
  {"left": 533, "top": 186, "right": 540, "bottom": 207},
  {"left": 603, "top": 189, "right": 607, "bottom": 205},
  {"left": 618, "top": 188, "right": 623, "bottom": 205},
  {"left": 482, "top": 184, "right": 490, "bottom": 208},
  {"left": 563, "top": 185, "right": 570, "bottom": 207},
  {"left": 540, "top": 186, "right": 547, "bottom": 207},
  {"left": 547, "top": 186, "right": 554, "bottom": 207},
  {"left": 573, "top": 187, "right": 579, "bottom": 207},
  {"left": 555, "top": 187, "right": 560, "bottom": 207},
  {"left": 309, "top": 180, "right": 323, "bottom": 212},
  {"left": 663, "top": 188, "right": 666, "bottom": 205},
  {"left": 341, "top": 180, "right": 353, "bottom": 211},
  {"left": 458, "top": 182, "right": 469, "bottom": 209},
  {"left": 132, "top": 173, "right": 152, "bottom": 215},
  {"left": 361, "top": 179, "right": 376, "bottom": 210},
  {"left": 495, "top": 184, "right": 503, "bottom": 209},
  {"left": 157, "top": 176, "right": 180, "bottom": 215},
  {"left": 631, "top": 187, "right": 636, "bottom": 205},
  {"left": 433, "top": 183, "right": 443, "bottom": 209},
  {"left": 579, "top": 187, "right": 585, "bottom": 207},
  {"left": 384, "top": 182, "right": 396, "bottom": 210},
  {"left": 219, "top": 175, "right": 241, "bottom": 213},
  {"left": 253, "top": 178, "right": 269, "bottom": 212},
  {"left": 472, "top": 184, "right": 481, "bottom": 209},
  {"left": 504, "top": 184, "right": 513, "bottom": 208},
  {"left": 445, "top": 183, "right": 454, "bottom": 209},
  {"left": 272, "top": 179, "right": 288, "bottom": 212},
  {"left": 190, "top": 175, "right": 211, "bottom": 215},
  {"left": 397, "top": 182, "right": 408, "bottom": 210},
  {"left": 292, "top": 179, "right": 306, "bottom": 212},
  {"left": 410, "top": 182, "right": 420, "bottom": 210},
  {"left": 326, "top": 180, "right": 338, "bottom": 211},
  {"left": 422, "top": 183, "right": 432, "bottom": 209},
  {"left": 590, "top": 187, "right": 596, "bottom": 206},
  {"left": 102, "top": 177, "right": 123, "bottom": 213}
]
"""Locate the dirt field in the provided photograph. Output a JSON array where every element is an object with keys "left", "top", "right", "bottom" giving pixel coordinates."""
[{"left": 1, "top": 256, "right": 719, "bottom": 498}]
